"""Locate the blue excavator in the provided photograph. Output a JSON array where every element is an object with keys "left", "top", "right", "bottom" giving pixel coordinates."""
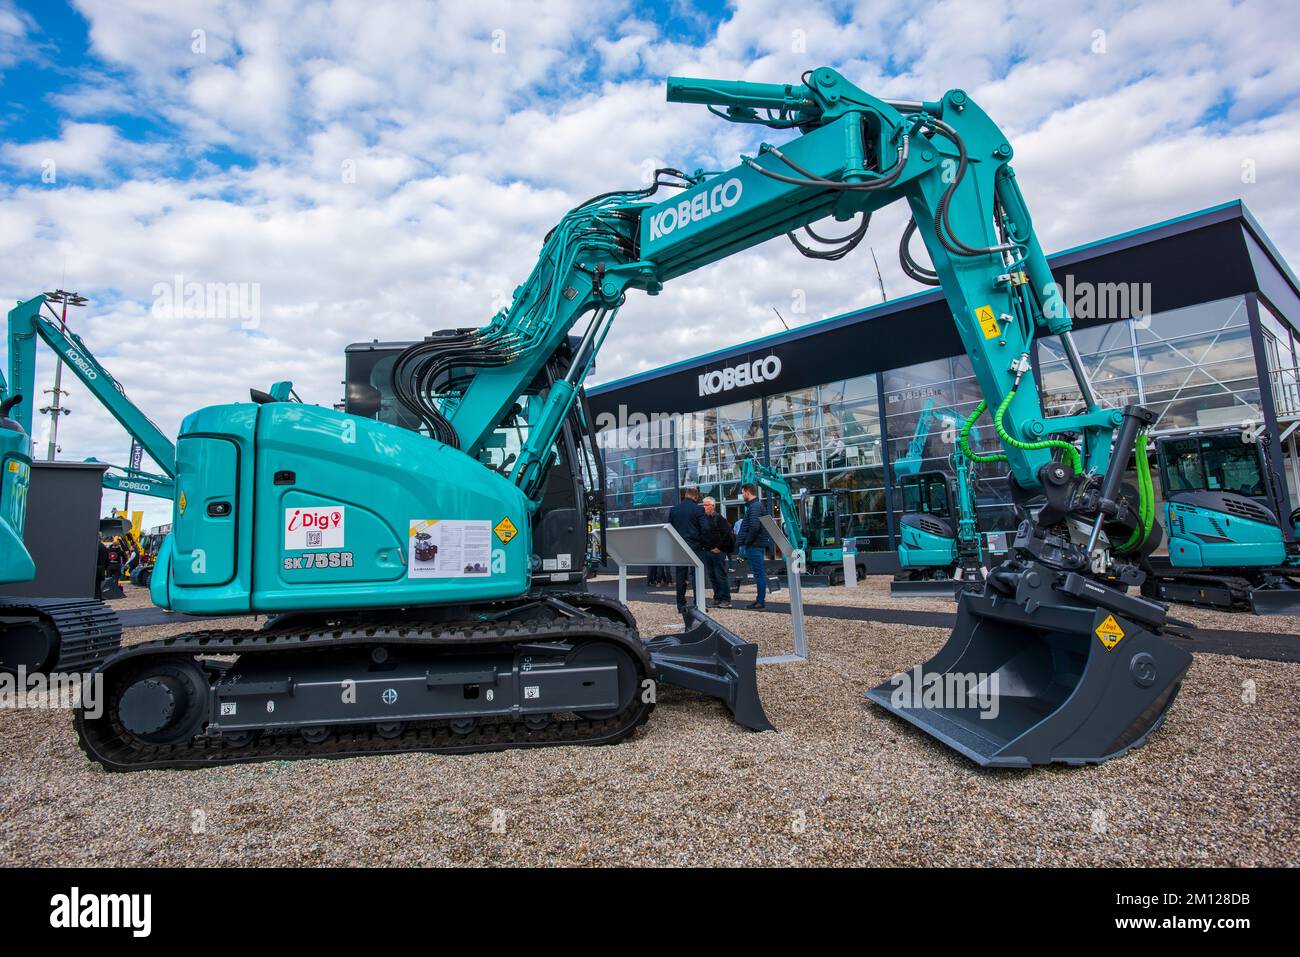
[
  {"left": 1143, "top": 427, "right": 1300, "bottom": 614},
  {"left": 54, "top": 67, "right": 1201, "bottom": 770},
  {"left": 892, "top": 442, "right": 984, "bottom": 595},
  {"left": 739, "top": 454, "right": 866, "bottom": 585},
  {"left": 1, "top": 292, "right": 179, "bottom": 674},
  {"left": 892, "top": 399, "right": 987, "bottom": 595}
]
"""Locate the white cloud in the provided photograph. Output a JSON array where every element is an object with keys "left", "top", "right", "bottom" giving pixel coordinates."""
[{"left": 3, "top": 121, "right": 171, "bottom": 180}]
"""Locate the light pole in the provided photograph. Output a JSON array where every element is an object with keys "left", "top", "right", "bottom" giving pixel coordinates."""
[{"left": 38, "top": 290, "right": 87, "bottom": 461}]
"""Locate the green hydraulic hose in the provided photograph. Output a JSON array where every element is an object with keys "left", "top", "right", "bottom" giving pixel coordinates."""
[
  {"left": 992, "top": 389, "right": 1082, "bottom": 474},
  {"left": 959, "top": 401, "right": 1007, "bottom": 464},
  {"left": 1116, "top": 434, "right": 1155, "bottom": 553}
]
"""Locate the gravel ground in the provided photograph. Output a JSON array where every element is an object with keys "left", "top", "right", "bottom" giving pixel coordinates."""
[{"left": 0, "top": 584, "right": 1295, "bottom": 867}]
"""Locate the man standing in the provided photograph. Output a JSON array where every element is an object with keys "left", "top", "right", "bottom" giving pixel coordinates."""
[
  {"left": 668, "top": 486, "right": 707, "bottom": 614},
  {"left": 738, "top": 483, "right": 772, "bottom": 610},
  {"left": 699, "top": 496, "right": 734, "bottom": 607}
]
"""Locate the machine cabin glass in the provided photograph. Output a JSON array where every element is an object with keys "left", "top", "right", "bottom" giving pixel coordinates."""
[
  {"left": 1158, "top": 432, "right": 1267, "bottom": 500},
  {"left": 803, "top": 489, "right": 844, "bottom": 547},
  {"left": 899, "top": 470, "right": 954, "bottom": 520}
]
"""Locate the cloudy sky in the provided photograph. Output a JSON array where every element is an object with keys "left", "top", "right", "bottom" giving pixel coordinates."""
[{"left": 2, "top": 0, "right": 1297, "bottom": 529}]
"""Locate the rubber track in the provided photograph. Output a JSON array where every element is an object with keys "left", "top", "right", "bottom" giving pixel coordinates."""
[
  {"left": 75, "top": 613, "right": 654, "bottom": 772},
  {"left": 0, "top": 597, "right": 122, "bottom": 673}
]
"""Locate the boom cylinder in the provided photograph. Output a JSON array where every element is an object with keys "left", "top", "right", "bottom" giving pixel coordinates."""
[
  {"left": 666, "top": 77, "right": 810, "bottom": 111},
  {"left": 1086, "top": 404, "right": 1157, "bottom": 551}
]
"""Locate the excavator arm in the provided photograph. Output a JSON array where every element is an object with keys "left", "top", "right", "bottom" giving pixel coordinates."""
[
  {"left": 5, "top": 295, "right": 176, "bottom": 479},
  {"left": 88, "top": 459, "right": 176, "bottom": 500},
  {"left": 741, "top": 454, "right": 806, "bottom": 559}
]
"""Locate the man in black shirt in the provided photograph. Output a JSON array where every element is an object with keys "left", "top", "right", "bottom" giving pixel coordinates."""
[
  {"left": 668, "top": 486, "right": 707, "bottom": 613},
  {"left": 699, "top": 496, "right": 734, "bottom": 607}
]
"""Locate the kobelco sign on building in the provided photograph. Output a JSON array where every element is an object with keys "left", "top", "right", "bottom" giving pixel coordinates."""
[{"left": 698, "top": 355, "right": 782, "bottom": 397}]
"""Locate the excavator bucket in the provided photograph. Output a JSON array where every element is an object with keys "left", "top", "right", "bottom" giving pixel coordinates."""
[
  {"left": 644, "top": 608, "right": 774, "bottom": 732},
  {"left": 866, "top": 579, "right": 1192, "bottom": 767}
]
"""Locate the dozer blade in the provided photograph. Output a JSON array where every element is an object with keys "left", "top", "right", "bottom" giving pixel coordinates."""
[
  {"left": 866, "top": 575, "right": 1192, "bottom": 767},
  {"left": 644, "top": 608, "right": 774, "bottom": 732},
  {"left": 1247, "top": 586, "right": 1300, "bottom": 616},
  {"left": 889, "top": 577, "right": 959, "bottom": 598}
]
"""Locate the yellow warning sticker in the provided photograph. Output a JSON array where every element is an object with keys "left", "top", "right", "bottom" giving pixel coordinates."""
[
  {"left": 976, "top": 305, "right": 1000, "bottom": 339},
  {"left": 178, "top": 490, "right": 188, "bottom": 515},
  {"left": 494, "top": 516, "right": 518, "bottom": 544},
  {"left": 1095, "top": 613, "right": 1125, "bottom": 651},
  {"left": 6, "top": 460, "right": 16, "bottom": 473}
]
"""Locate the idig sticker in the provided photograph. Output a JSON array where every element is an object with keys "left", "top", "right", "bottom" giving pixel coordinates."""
[
  {"left": 409, "top": 519, "right": 492, "bottom": 578},
  {"left": 285, "top": 506, "right": 345, "bottom": 549}
]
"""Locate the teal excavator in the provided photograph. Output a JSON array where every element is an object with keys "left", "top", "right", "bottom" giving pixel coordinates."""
[
  {"left": 1, "top": 293, "right": 178, "bottom": 674},
  {"left": 739, "top": 454, "right": 866, "bottom": 584},
  {"left": 60, "top": 68, "right": 1194, "bottom": 770},
  {"left": 892, "top": 399, "right": 986, "bottom": 595}
]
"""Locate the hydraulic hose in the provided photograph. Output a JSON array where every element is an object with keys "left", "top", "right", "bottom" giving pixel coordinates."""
[
  {"left": 960, "top": 401, "right": 1006, "bottom": 464},
  {"left": 899, "top": 218, "right": 940, "bottom": 286},
  {"left": 992, "top": 389, "right": 1081, "bottom": 474},
  {"left": 1116, "top": 434, "right": 1155, "bottom": 553}
]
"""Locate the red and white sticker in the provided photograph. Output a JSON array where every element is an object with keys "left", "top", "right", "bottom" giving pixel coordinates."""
[{"left": 285, "top": 506, "right": 345, "bottom": 549}]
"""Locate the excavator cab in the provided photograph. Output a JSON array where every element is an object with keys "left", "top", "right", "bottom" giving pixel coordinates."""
[
  {"left": 800, "top": 488, "right": 867, "bottom": 584},
  {"left": 1146, "top": 429, "right": 1300, "bottom": 613},
  {"left": 1158, "top": 431, "right": 1289, "bottom": 567},
  {"left": 892, "top": 471, "right": 960, "bottom": 595},
  {"left": 802, "top": 488, "right": 846, "bottom": 553}
]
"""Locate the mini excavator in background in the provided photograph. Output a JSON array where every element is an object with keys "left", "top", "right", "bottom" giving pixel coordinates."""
[
  {"left": 77, "top": 67, "right": 1195, "bottom": 770},
  {"left": 892, "top": 401, "right": 986, "bottom": 595}
]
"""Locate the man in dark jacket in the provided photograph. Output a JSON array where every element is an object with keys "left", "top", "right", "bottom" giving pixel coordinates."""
[
  {"left": 737, "top": 483, "right": 771, "bottom": 609},
  {"left": 699, "top": 496, "right": 734, "bottom": 607},
  {"left": 668, "top": 486, "right": 707, "bottom": 613}
]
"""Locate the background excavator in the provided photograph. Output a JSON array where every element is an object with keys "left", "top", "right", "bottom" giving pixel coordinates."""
[
  {"left": 892, "top": 399, "right": 986, "bottom": 595},
  {"left": 1144, "top": 426, "right": 1300, "bottom": 613},
  {"left": 0, "top": 292, "right": 179, "bottom": 675},
  {"left": 72, "top": 66, "right": 1196, "bottom": 770},
  {"left": 739, "top": 453, "right": 865, "bottom": 585}
]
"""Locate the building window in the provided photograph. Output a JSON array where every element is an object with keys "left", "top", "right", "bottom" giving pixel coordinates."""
[
  {"left": 598, "top": 419, "right": 678, "bottom": 527},
  {"left": 767, "top": 388, "right": 823, "bottom": 476},
  {"left": 1135, "top": 296, "right": 1259, "bottom": 431},
  {"left": 819, "top": 375, "right": 888, "bottom": 550},
  {"left": 716, "top": 398, "right": 764, "bottom": 489},
  {"left": 1037, "top": 321, "right": 1139, "bottom": 416},
  {"left": 1260, "top": 300, "right": 1300, "bottom": 421}
]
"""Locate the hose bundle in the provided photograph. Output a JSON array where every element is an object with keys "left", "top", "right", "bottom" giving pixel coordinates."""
[
  {"left": 392, "top": 170, "right": 693, "bottom": 447},
  {"left": 959, "top": 395, "right": 1081, "bottom": 475},
  {"left": 1115, "top": 435, "right": 1155, "bottom": 553}
]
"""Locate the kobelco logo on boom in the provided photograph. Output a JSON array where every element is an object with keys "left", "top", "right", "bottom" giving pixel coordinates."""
[
  {"left": 649, "top": 178, "right": 743, "bottom": 240},
  {"left": 64, "top": 349, "right": 98, "bottom": 381},
  {"left": 698, "top": 355, "right": 782, "bottom": 397}
]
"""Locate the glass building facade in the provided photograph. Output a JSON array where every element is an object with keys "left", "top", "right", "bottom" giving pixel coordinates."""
[{"left": 587, "top": 204, "right": 1300, "bottom": 568}]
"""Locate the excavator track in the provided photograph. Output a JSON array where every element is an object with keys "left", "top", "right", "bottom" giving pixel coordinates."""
[
  {"left": 0, "top": 597, "right": 121, "bottom": 674},
  {"left": 76, "top": 614, "right": 654, "bottom": 772}
]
